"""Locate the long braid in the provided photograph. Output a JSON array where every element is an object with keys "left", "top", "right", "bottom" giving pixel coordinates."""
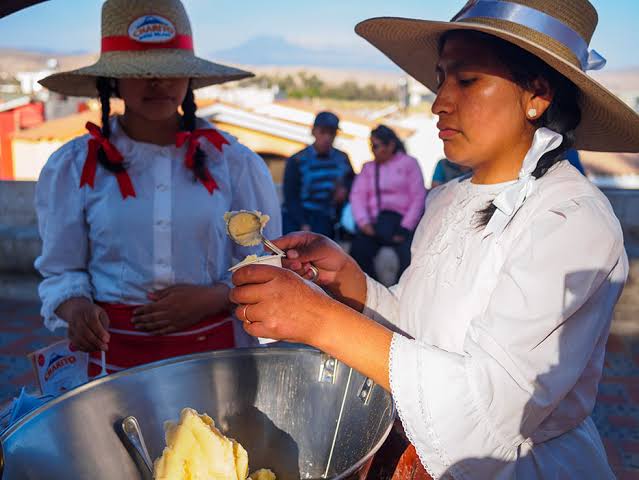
[
  {"left": 96, "top": 77, "right": 126, "bottom": 173},
  {"left": 180, "top": 85, "right": 208, "bottom": 183}
]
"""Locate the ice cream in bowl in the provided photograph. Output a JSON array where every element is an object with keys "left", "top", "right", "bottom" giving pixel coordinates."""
[{"left": 154, "top": 407, "right": 276, "bottom": 480}]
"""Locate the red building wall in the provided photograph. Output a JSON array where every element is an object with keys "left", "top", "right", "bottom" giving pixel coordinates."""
[{"left": 0, "top": 102, "right": 44, "bottom": 180}]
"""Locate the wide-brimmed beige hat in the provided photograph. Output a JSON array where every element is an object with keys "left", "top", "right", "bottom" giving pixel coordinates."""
[
  {"left": 40, "top": 0, "right": 253, "bottom": 97},
  {"left": 356, "top": 0, "right": 639, "bottom": 153}
]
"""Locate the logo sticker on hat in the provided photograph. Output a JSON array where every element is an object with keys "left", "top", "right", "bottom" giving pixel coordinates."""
[{"left": 128, "top": 15, "right": 176, "bottom": 43}]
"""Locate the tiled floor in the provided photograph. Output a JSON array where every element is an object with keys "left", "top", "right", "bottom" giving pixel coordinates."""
[
  {"left": 0, "top": 298, "right": 62, "bottom": 404},
  {"left": 592, "top": 333, "right": 639, "bottom": 479},
  {"left": 1, "top": 297, "right": 638, "bottom": 477}
]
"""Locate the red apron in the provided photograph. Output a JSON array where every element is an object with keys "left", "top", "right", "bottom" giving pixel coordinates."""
[
  {"left": 88, "top": 303, "right": 235, "bottom": 376},
  {"left": 392, "top": 445, "right": 433, "bottom": 480}
]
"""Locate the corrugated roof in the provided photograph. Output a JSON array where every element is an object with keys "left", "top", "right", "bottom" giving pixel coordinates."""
[
  {"left": 0, "top": 96, "right": 31, "bottom": 112},
  {"left": 12, "top": 98, "right": 216, "bottom": 141},
  {"left": 273, "top": 98, "right": 414, "bottom": 138},
  {"left": 12, "top": 102, "right": 124, "bottom": 141}
]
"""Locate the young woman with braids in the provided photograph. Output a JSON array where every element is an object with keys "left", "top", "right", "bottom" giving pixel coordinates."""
[
  {"left": 229, "top": 1, "right": 639, "bottom": 477},
  {"left": 35, "top": 0, "right": 280, "bottom": 375}
]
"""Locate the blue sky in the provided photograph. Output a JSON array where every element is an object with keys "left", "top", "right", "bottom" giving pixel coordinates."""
[{"left": 0, "top": 0, "right": 637, "bottom": 70}]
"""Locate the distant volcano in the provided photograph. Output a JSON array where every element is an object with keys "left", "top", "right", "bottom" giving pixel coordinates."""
[{"left": 211, "top": 34, "right": 395, "bottom": 71}]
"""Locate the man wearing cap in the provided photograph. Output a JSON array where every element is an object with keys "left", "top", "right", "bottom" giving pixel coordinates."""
[{"left": 282, "top": 111, "right": 354, "bottom": 238}]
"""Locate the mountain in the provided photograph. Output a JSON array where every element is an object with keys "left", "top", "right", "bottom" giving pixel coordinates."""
[
  {"left": 1, "top": 42, "right": 636, "bottom": 93},
  {"left": 212, "top": 35, "right": 395, "bottom": 72},
  {"left": 0, "top": 48, "right": 96, "bottom": 73}
]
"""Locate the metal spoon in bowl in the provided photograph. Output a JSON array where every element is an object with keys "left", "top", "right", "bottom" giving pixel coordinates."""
[
  {"left": 121, "top": 416, "right": 153, "bottom": 474},
  {"left": 96, "top": 350, "right": 108, "bottom": 378}
]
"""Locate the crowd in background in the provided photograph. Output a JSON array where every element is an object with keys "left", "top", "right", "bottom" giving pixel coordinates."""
[{"left": 282, "top": 111, "right": 432, "bottom": 282}]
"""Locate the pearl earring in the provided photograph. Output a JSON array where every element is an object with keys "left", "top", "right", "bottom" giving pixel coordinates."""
[{"left": 527, "top": 108, "right": 538, "bottom": 119}]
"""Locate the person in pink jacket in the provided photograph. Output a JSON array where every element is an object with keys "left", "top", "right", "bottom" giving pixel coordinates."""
[{"left": 349, "top": 125, "right": 427, "bottom": 282}]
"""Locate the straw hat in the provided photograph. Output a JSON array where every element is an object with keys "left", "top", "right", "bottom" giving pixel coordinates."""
[
  {"left": 356, "top": 0, "right": 639, "bottom": 153},
  {"left": 40, "top": 0, "right": 253, "bottom": 97}
]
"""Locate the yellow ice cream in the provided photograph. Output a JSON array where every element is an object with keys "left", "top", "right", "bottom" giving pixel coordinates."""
[
  {"left": 224, "top": 210, "right": 270, "bottom": 247},
  {"left": 153, "top": 408, "right": 248, "bottom": 480},
  {"left": 249, "top": 469, "right": 277, "bottom": 480}
]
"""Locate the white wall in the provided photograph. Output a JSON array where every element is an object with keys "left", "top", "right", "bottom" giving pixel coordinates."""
[
  {"left": 12, "top": 140, "right": 63, "bottom": 181},
  {"left": 398, "top": 114, "right": 445, "bottom": 188}
]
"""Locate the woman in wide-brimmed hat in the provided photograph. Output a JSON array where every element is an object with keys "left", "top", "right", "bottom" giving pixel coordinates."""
[
  {"left": 35, "top": 0, "right": 281, "bottom": 376},
  {"left": 230, "top": 0, "right": 639, "bottom": 477}
]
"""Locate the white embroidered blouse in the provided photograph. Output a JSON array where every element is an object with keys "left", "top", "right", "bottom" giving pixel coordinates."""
[
  {"left": 35, "top": 116, "right": 281, "bottom": 332},
  {"left": 365, "top": 156, "right": 627, "bottom": 478}
]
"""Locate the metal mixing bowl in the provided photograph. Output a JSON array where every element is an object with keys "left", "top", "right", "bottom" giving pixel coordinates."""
[{"left": 1, "top": 347, "right": 394, "bottom": 479}]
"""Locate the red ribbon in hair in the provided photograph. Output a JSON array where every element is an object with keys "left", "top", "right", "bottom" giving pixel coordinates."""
[
  {"left": 175, "top": 129, "right": 228, "bottom": 195},
  {"left": 80, "top": 122, "right": 136, "bottom": 199}
]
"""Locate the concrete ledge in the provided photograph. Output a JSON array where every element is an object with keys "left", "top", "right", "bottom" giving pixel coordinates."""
[
  {"left": 0, "top": 182, "right": 636, "bottom": 275},
  {"left": 0, "top": 225, "right": 40, "bottom": 273},
  {"left": 0, "top": 181, "right": 40, "bottom": 273},
  {"left": 0, "top": 181, "right": 36, "bottom": 227},
  {"left": 601, "top": 188, "right": 639, "bottom": 258},
  {"left": 0, "top": 273, "right": 41, "bottom": 302}
]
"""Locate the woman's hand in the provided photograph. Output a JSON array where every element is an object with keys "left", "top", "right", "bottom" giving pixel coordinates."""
[
  {"left": 333, "top": 184, "right": 349, "bottom": 205},
  {"left": 230, "top": 265, "right": 333, "bottom": 344},
  {"left": 393, "top": 227, "right": 411, "bottom": 245},
  {"left": 392, "top": 234, "right": 406, "bottom": 244},
  {"left": 132, "top": 284, "right": 230, "bottom": 335},
  {"left": 56, "top": 297, "right": 110, "bottom": 352},
  {"left": 360, "top": 224, "right": 376, "bottom": 237},
  {"left": 230, "top": 264, "right": 393, "bottom": 391},
  {"left": 274, "top": 232, "right": 351, "bottom": 285},
  {"left": 273, "top": 232, "right": 367, "bottom": 310}
]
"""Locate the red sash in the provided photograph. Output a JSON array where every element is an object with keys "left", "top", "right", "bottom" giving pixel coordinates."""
[{"left": 88, "top": 303, "right": 234, "bottom": 377}]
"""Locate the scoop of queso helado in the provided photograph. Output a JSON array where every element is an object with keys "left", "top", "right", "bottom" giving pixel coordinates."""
[
  {"left": 224, "top": 210, "right": 270, "bottom": 247},
  {"left": 154, "top": 408, "right": 276, "bottom": 480}
]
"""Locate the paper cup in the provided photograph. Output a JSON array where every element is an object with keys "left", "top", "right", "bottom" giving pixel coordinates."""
[
  {"left": 230, "top": 255, "right": 282, "bottom": 344},
  {"left": 229, "top": 254, "right": 283, "bottom": 272}
]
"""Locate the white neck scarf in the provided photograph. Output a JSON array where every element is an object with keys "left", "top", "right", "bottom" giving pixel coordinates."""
[{"left": 483, "top": 127, "right": 564, "bottom": 239}]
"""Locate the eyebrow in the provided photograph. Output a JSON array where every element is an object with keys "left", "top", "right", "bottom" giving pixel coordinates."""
[{"left": 436, "top": 59, "right": 480, "bottom": 74}]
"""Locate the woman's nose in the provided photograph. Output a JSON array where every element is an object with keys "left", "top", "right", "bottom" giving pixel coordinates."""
[{"left": 432, "top": 81, "right": 454, "bottom": 116}]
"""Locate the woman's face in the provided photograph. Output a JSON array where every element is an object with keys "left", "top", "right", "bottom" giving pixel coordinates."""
[
  {"left": 431, "top": 34, "right": 533, "bottom": 170},
  {"left": 118, "top": 78, "right": 190, "bottom": 122},
  {"left": 371, "top": 136, "right": 395, "bottom": 163}
]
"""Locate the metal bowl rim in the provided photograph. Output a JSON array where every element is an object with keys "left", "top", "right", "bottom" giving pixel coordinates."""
[{"left": 1, "top": 346, "right": 326, "bottom": 439}]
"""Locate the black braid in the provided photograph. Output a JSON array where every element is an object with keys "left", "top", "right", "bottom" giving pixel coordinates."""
[
  {"left": 96, "top": 77, "right": 126, "bottom": 173},
  {"left": 180, "top": 86, "right": 208, "bottom": 183}
]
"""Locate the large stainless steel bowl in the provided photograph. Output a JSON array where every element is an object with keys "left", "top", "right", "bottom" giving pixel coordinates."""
[{"left": 0, "top": 347, "right": 394, "bottom": 479}]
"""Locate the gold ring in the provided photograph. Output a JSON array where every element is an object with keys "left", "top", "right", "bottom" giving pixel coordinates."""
[
  {"left": 241, "top": 304, "right": 251, "bottom": 324},
  {"left": 308, "top": 265, "right": 319, "bottom": 283}
]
